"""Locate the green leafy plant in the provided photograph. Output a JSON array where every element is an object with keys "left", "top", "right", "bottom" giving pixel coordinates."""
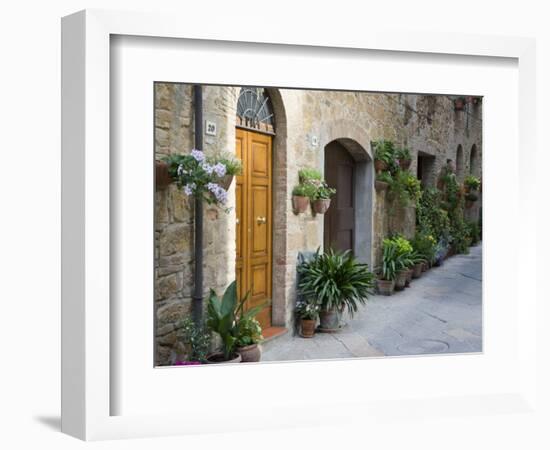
[
  {"left": 297, "top": 249, "right": 375, "bottom": 317},
  {"left": 464, "top": 175, "right": 481, "bottom": 191},
  {"left": 295, "top": 299, "right": 321, "bottom": 320},
  {"left": 395, "top": 147, "right": 412, "bottom": 162},
  {"left": 298, "top": 168, "right": 323, "bottom": 183},
  {"left": 175, "top": 317, "right": 211, "bottom": 363},
  {"left": 416, "top": 187, "right": 451, "bottom": 241},
  {"left": 235, "top": 316, "right": 263, "bottom": 348},
  {"left": 373, "top": 140, "right": 395, "bottom": 164},
  {"left": 215, "top": 151, "right": 242, "bottom": 176},
  {"left": 314, "top": 181, "right": 337, "bottom": 200},
  {"left": 376, "top": 171, "right": 393, "bottom": 184},
  {"left": 465, "top": 220, "right": 481, "bottom": 245},
  {"left": 411, "top": 232, "right": 438, "bottom": 264},
  {"left": 292, "top": 183, "right": 317, "bottom": 198},
  {"left": 379, "top": 236, "right": 414, "bottom": 280},
  {"left": 206, "top": 281, "right": 265, "bottom": 360},
  {"left": 403, "top": 172, "right": 421, "bottom": 202}
]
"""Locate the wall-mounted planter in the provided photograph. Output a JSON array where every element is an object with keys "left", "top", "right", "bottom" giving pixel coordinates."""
[
  {"left": 292, "top": 195, "right": 309, "bottom": 214},
  {"left": 374, "top": 159, "right": 388, "bottom": 173},
  {"left": 454, "top": 98, "right": 465, "bottom": 111},
  {"left": 155, "top": 160, "right": 171, "bottom": 190},
  {"left": 219, "top": 174, "right": 234, "bottom": 190},
  {"left": 398, "top": 159, "right": 411, "bottom": 170},
  {"left": 375, "top": 180, "right": 389, "bottom": 191},
  {"left": 312, "top": 198, "right": 331, "bottom": 214}
]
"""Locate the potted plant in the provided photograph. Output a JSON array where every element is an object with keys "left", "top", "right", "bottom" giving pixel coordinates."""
[
  {"left": 298, "top": 168, "right": 323, "bottom": 184},
  {"left": 388, "top": 235, "right": 414, "bottom": 291},
  {"left": 297, "top": 249, "right": 375, "bottom": 331},
  {"left": 312, "top": 181, "right": 336, "bottom": 214},
  {"left": 216, "top": 152, "right": 243, "bottom": 189},
  {"left": 163, "top": 149, "right": 241, "bottom": 210},
  {"left": 373, "top": 140, "right": 395, "bottom": 173},
  {"left": 375, "top": 170, "right": 392, "bottom": 192},
  {"left": 205, "top": 280, "right": 264, "bottom": 363},
  {"left": 377, "top": 239, "right": 399, "bottom": 295},
  {"left": 463, "top": 175, "right": 481, "bottom": 193},
  {"left": 235, "top": 316, "right": 263, "bottom": 362},
  {"left": 174, "top": 316, "right": 211, "bottom": 365},
  {"left": 295, "top": 299, "right": 320, "bottom": 338},
  {"left": 395, "top": 147, "right": 412, "bottom": 170},
  {"left": 454, "top": 97, "right": 466, "bottom": 111},
  {"left": 292, "top": 183, "right": 315, "bottom": 214}
]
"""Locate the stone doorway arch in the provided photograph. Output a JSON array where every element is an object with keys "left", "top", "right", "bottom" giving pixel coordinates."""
[{"left": 319, "top": 120, "right": 374, "bottom": 267}]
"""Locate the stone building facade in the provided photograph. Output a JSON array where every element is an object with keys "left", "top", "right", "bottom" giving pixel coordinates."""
[{"left": 154, "top": 84, "right": 482, "bottom": 365}]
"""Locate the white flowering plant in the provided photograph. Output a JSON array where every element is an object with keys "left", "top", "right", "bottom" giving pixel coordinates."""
[
  {"left": 295, "top": 299, "right": 320, "bottom": 320},
  {"left": 164, "top": 149, "right": 241, "bottom": 209}
]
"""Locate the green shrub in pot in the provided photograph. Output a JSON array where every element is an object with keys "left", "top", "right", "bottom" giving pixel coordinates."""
[{"left": 297, "top": 249, "right": 375, "bottom": 330}]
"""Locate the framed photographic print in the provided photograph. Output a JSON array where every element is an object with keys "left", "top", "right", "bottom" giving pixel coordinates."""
[{"left": 61, "top": 9, "right": 537, "bottom": 441}]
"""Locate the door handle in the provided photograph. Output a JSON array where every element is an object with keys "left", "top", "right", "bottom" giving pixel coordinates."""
[{"left": 256, "top": 216, "right": 267, "bottom": 225}]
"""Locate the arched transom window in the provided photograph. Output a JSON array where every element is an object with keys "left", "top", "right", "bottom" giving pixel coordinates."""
[{"left": 236, "top": 87, "right": 275, "bottom": 134}]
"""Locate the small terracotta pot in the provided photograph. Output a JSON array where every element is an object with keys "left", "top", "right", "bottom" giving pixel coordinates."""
[
  {"left": 219, "top": 174, "right": 234, "bottom": 190},
  {"left": 237, "top": 344, "right": 261, "bottom": 363},
  {"left": 454, "top": 98, "right": 465, "bottom": 111},
  {"left": 395, "top": 270, "right": 408, "bottom": 291},
  {"left": 312, "top": 198, "right": 331, "bottom": 214},
  {"left": 155, "top": 160, "right": 171, "bottom": 190},
  {"left": 292, "top": 195, "right": 309, "bottom": 213},
  {"left": 205, "top": 352, "right": 242, "bottom": 364},
  {"left": 374, "top": 159, "right": 388, "bottom": 173},
  {"left": 301, "top": 319, "right": 316, "bottom": 338},
  {"left": 375, "top": 180, "right": 389, "bottom": 191},
  {"left": 405, "top": 268, "right": 413, "bottom": 287},
  {"left": 412, "top": 263, "right": 423, "bottom": 278},
  {"left": 398, "top": 159, "right": 412, "bottom": 170},
  {"left": 376, "top": 279, "right": 395, "bottom": 296}
]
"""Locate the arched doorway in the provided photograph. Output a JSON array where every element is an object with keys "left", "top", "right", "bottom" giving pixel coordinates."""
[
  {"left": 234, "top": 87, "right": 276, "bottom": 329},
  {"left": 323, "top": 136, "right": 374, "bottom": 266},
  {"left": 324, "top": 141, "right": 355, "bottom": 252}
]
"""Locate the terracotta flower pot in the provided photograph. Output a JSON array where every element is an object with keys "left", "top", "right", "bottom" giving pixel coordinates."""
[
  {"left": 398, "top": 159, "right": 412, "bottom": 170},
  {"left": 376, "top": 279, "right": 395, "bottom": 296},
  {"left": 412, "top": 263, "right": 423, "bottom": 278},
  {"left": 312, "top": 198, "right": 331, "bottom": 214},
  {"left": 219, "top": 174, "right": 234, "bottom": 190},
  {"left": 454, "top": 98, "right": 465, "bottom": 111},
  {"left": 237, "top": 344, "right": 261, "bottom": 363},
  {"left": 395, "top": 270, "right": 408, "bottom": 291},
  {"left": 292, "top": 195, "right": 309, "bottom": 214},
  {"left": 301, "top": 319, "right": 316, "bottom": 338},
  {"left": 205, "top": 352, "right": 242, "bottom": 364},
  {"left": 374, "top": 159, "right": 388, "bottom": 173},
  {"left": 405, "top": 268, "right": 413, "bottom": 287},
  {"left": 375, "top": 180, "right": 389, "bottom": 191},
  {"left": 155, "top": 160, "right": 171, "bottom": 190}
]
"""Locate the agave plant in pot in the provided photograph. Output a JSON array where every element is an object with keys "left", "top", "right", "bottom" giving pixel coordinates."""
[
  {"left": 205, "top": 280, "right": 265, "bottom": 363},
  {"left": 297, "top": 249, "right": 375, "bottom": 331}
]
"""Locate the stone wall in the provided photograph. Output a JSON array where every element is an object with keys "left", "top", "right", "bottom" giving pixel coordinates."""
[{"left": 154, "top": 84, "right": 482, "bottom": 365}]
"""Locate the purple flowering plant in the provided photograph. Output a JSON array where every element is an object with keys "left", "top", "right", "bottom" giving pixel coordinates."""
[{"left": 164, "top": 149, "right": 241, "bottom": 209}]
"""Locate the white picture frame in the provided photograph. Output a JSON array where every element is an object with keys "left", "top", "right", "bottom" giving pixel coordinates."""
[{"left": 61, "top": 9, "right": 537, "bottom": 441}]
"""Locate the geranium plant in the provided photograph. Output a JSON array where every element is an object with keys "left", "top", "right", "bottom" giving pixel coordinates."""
[{"left": 163, "top": 149, "right": 241, "bottom": 208}]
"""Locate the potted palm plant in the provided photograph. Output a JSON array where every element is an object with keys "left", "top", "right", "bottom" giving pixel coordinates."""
[
  {"left": 297, "top": 249, "right": 375, "bottom": 331},
  {"left": 295, "top": 299, "right": 320, "bottom": 338},
  {"left": 205, "top": 281, "right": 264, "bottom": 363}
]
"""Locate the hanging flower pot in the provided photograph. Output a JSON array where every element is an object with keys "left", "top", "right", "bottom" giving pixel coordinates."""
[
  {"left": 374, "top": 159, "right": 388, "bottom": 173},
  {"left": 312, "top": 198, "right": 331, "bottom": 214},
  {"left": 454, "top": 97, "right": 465, "bottom": 111},
  {"left": 155, "top": 160, "right": 171, "bottom": 190},
  {"left": 398, "top": 158, "right": 412, "bottom": 170},
  {"left": 292, "top": 195, "right": 309, "bottom": 214},
  {"left": 219, "top": 174, "right": 234, "bottom": 190}
]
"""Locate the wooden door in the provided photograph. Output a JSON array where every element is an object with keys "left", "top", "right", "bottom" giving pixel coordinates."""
[
  {"left": 324, "top": 141, "right": 355, "bottom": 253},
  {"left": 235, "top": 129, "right": 272, "bottom": 329}
]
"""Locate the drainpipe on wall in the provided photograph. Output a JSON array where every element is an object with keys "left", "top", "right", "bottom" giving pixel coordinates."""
[{"left": 192, "top": 85, "right": 204, "bottom": 324}]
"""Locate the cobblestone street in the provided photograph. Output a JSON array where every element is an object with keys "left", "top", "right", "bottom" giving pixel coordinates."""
[{"left": 262, "top": 243, "right": 482, "bottom": 361}]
